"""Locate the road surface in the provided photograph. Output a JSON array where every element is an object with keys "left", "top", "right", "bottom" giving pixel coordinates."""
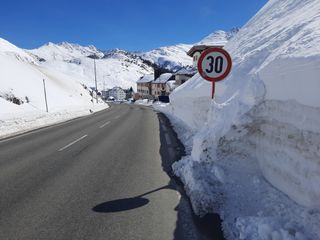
[{"left": 0, "top": 103, "right": 223, "bottom": 240}]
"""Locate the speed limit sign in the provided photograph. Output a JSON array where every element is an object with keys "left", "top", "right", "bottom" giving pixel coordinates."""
[{"left": 197, "top": 48, "right": 232, "bottom": 98}]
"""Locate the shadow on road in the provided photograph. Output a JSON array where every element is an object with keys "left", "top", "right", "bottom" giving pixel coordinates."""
[
  {"left": 92, "top": 185, "right": 173, "bottom": 213},
  {"left": 91, "top": 108, "right": 224, "bottom": 239},
  {"left": 92, "top": 197, "right": 149, "bottom": 213}
]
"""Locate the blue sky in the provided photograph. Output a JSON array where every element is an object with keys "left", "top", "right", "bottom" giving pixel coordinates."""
[{"left": 0, "top": 0, "right": 267, "bottom": 51}]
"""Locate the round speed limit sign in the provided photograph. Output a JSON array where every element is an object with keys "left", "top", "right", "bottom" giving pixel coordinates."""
[{"left": 197, "top": 48, "right": 232, "bottom": 82}]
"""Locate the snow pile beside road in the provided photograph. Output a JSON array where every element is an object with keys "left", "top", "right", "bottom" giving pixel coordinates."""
[
  {"left": 135, "top": 99, "right": 153, "bottom": 106},
  {"left": 0, "top": 103, "right": 107, "bottom": 139},
  {"left": 0, "top": 39, "right": 108, "bottom": 139},
  {"left": 156, "top": 0, "right": 320, "bottom": 239}
]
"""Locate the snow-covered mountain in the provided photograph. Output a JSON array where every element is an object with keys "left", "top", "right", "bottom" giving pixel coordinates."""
[
  {"left": 0, "top": 37, "right": 108, "bottom": 138},
  {"left": 0, "top": 38, "right": 102, "bottom": 113},
  {"left": 139, "top": 29, "right": 239, "bottom": 71},
  {"left": 26, "top": 29, "right": 237, "bottom": 90},
  {"left": 197, "top": 28, "right": 239, "bottom": 45},
  {"left": 139, "top": 44, "right": 193, "bottom": 71},
  {"left": 28, "top": 43, "right": 154, "bottom": 91},
  {"left": 30, "top": 42, "right": 102, "bottom": 61},
  {"left": 0, "top": 38, "right": 38, "bottom": 64}
]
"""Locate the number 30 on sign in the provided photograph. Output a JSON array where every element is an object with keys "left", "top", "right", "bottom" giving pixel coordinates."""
[{"left": 197, "top": 48, "right": 232, "bottom": 99}]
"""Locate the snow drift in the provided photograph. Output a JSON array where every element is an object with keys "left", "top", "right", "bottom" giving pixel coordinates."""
[{"left": 156, "top": 0, "right": 320, "bottom": 239}]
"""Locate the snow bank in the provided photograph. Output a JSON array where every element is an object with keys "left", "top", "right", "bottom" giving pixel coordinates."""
[
  {"left": 156, "top": 0, "right": 320, "bottom": 239},
  {"left": 0, "top": 103, "right": 107, "bottom": 139},
  {"left": 135, "top": 99, "right": 153, "bottom": 106},
  {"left": 220, "top": 0, "right": 320, "bottom": 210}
]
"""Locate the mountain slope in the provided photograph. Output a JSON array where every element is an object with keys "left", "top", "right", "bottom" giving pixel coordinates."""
[
  {"left": 197, "top": 28, "right": 239, "bottom": 45},
  {"left": 0, "top": 38, "right": 38, "bottom": 64},
  {"left": 139, "top": 29, "right": 238, "bottom": 71},
  {"left": 139, "top": 44, "right": 193, "bottom": 71},
  {"left": 0, "top": 38, "right": 108, "bottom": 138},
  {"left": 0, "top": 39, "right": 99, "bottom": 113},
  {"left": 28, "top": 43, "right": 154, "bottom": 91},
  {"left": 27, "top": 29, "right": 237, "bottom": 91}
]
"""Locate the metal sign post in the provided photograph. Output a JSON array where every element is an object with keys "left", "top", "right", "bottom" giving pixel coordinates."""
[
  {"left": 211, "top": 81, "right": 215, "bottom": 99},
  {"left": 43, "top": 79, "right": 49, "bottom": 112},
  {"left": 197, "top": 48, "right": 232, "bottom": 99}
]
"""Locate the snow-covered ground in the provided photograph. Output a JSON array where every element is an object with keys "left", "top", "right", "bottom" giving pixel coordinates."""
[
  {"left": 134, "top": 99, "right": 154, "bottom": 106},
  {"left": 0, "top": 103, "right": 107, "bottom": 139},
  {"left": 0, "top": 38, "right": 108, "bottom": 139},
  {"left": 155, "top": 0, "right": 320, "bottom": 239}
]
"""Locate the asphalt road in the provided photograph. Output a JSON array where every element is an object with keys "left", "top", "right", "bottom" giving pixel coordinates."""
[{"left": 0, "top": 103, "right": 223, "bottom": 240}]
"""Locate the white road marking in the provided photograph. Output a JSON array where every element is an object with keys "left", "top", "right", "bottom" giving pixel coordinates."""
[
  {"left": 99, "top": 121, "right": 111, "bottom": 128},
  {"left": 165, "top": 133, "right": 172, "bottom": 145},
  {"left": 0, "top": 108, "right": 111, "bottom": 143},
  {"left": 115, "top": 115, "right": 120, "bottom": 119},
  {"left": 58, "top": 135, "right": 88, "bottom": 152}
]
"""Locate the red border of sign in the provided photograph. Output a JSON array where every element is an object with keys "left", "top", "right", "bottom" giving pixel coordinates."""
[{"left": 197, "top": 47, "right": 232, "bottom": 82}]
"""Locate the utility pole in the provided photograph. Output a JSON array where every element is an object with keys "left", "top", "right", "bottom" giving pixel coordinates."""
[
  {"left": 94, "top": 58, "right": 98, "bottom": 103},
  {"left": 43, "top": 79, "right": 49, "bottom": 113}
]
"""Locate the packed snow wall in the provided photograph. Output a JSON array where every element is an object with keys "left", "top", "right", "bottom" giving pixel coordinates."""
[{"left": 169, "top": 0, "right": 320, "bottom": 212}]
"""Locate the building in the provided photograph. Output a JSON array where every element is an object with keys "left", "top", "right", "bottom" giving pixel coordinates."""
[
  {"left": 174, "top": 67, "right": 197, "bottom": 86},
  {"left": 137, "top": 67, "right": 175, "bottom": 100},
  {"left": 109, "top": 87, "right": 126, "bottom": 101},
  {"left": 187, "top": 45, "right": 224, "bottom": 69},
  {"left": 136, "top": 74, "right": 154, "bottom": 99},
  {"left": 152, "top": 73, "right": 175, "bottom": 98}
]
